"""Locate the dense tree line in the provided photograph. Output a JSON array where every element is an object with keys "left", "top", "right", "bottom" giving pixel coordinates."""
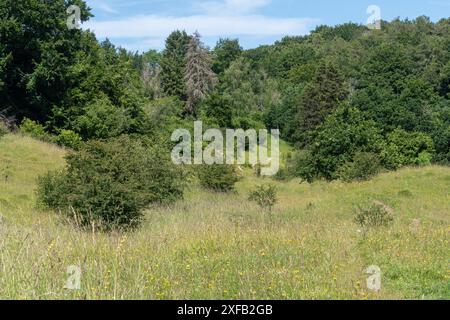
[{"left": 248, "top": 18, "right": 450, "bottom": 180}]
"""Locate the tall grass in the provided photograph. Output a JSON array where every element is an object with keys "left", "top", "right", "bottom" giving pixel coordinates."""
[{"left": 0, "top": 134, "right": 449, "bottom": 299}]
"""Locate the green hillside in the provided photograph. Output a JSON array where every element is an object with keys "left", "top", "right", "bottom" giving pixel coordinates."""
[{"left": 0, "top": 134, "right": 448, "bottom": 299}]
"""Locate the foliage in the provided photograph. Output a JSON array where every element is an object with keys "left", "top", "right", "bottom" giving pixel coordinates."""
[
  {"left": 1, "top": 4, "right": 449, "bottom": 186},
  {"left": 212, "top": 38, "right": 243, "bottom": 75},
  {"left": 381, "top": 129, "right": 435, "bottom": 169},
  {"left": 248, "top": 184, "right": 278, "bottom": 213},
  {"left": 19, "top": 118, "right": 53, "bottom": 142},
  {"left": 74, "top": 97, "right": 131, "bottom": 139},
  {"left": 37, "top": 136, "right": 184, "bottom": 230},
  {"left": 286, "top": 150, "right": 316, "bottom": 183},
  {"left": 202, "top": 92, "right": 233, "bottom": 128},
  {"left": 137, "top": 50, "right": 163, "bottom": 100},
  {"left": 295, "top": 60, "right": 349, "bottom": 145},
  {"left": 292, "top": 107, "right": 383, "bottom": 181},
  {"left": 197, "top": 164, "right": 240, "bottom": 192},
  {"left": 160, "top": 30, "right": 190, "bottom": 100},
  {"left": 0, "top": 121, "right": 8, "bottom": 138},
  {"left": 55, "top": 129, "right": 83, "bottom": 150},
  {"left": 354, "top": 201, "right": 395, "bottom": 230},
  {"left": 220, "top": 57, "right": 281, "bottom": 129},
  {"left": 337, "top": 152, "right": 382, "bottom": 182},
  {"left": 0, "top": 0, "right": 92, "bottom": 122}
]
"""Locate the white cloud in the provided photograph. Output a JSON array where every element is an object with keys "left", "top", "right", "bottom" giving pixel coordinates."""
[
  {"left": 197, "top": 0, "right": 272, "bottom": 14},
  {"left": 83, "top": 0, "right": 320, "bottom": 51},
  {"left": 85, "top": 14, "right": 317, "bottom": 39},
  {"left": 91, "top": 1, "right": 118, "bottom": 14}
]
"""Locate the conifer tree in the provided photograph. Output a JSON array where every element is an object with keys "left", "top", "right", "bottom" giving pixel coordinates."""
[{"left": 160, "top": 30, "right": 191, "bottom": 100}]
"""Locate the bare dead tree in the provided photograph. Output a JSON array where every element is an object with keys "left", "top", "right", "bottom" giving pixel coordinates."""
[
  {"left": 184, "top": 32, "right": 218, "bottom": 117},
  {"left": 141, "top": 62, "right": 163, "bottom": 100}
]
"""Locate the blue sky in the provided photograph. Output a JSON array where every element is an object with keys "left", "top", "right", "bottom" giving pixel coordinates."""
[{"left": 83, "top": 0, "right": 450, "bottom": 52}]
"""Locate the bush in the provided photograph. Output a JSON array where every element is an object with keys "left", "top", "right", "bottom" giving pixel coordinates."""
[
  {"left": 291, "top": 107, "right": 384, "bottom": 182},
  {"left": 381, "top": 129, "right": 434, "bottom": 169},
  {"left": 248, "top": 184, "right": 278, "bottom": 213},
  {"left": 416, "top": 151, "right": 433, "bottom": 166},
  {"left": 197, "top": 164, "right": 240, "bottom": 192},
  {"left": 354, "top": 201, "right": 394, "bottom": 230},
  {"left": 75, "top": 97, "right": 131, "bottom": 140},
  {"left": 19, "top": 118, "right": 53, "bottom": 142},
  {"left": 286, "top": 150, "right": 316, "bottom": 183},
  {"left": 0, "top": 122, "right": 8, "bottom": 138},
  {"left": 273, "top": 168, "right": 288, "bottom": 181},
  {"left": 37, "top": 136, "right": 184, "bottom": 230},
  {"left": 337, "top": 152, "right": 381, "bottom": 182},
  {"left": 55, "top": 130, "right": 83, "bottom": 150}
]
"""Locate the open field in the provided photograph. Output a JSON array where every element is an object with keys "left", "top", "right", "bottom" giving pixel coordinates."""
[{"left": 0, "top": 134, "right": 449, "bottom": 299}]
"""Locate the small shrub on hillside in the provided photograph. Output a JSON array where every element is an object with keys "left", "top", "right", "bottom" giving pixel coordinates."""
[
  {"left": 19, "top": 118, "right": 53, "bottom": 142},
  {"left": 354, "top": 201, "right": 394, "bottom": 230},
  {"left": 37, "top": 136, "right": 184, "bottom": 230},
  {"left": 0, "top": 122, "right": 8, "bottom": 137},
  {"left": 197, "top": 164, "right": 240, "bottom": 192},
  {"left": 398, "top": 189, "right": 413, "bottom": 197},
  {"left": 273, "top": 168, "right": 288, "bottom": 181},
  {"left": 249, "top": 184, "right": 278, "bottom": 213},
  {"left": 337, "top": 152, "right": 381, "bottom": 182},
  {"left": 286, "top": 150, "right": 316, "bottom": 183},
  {"left": 55, "top": 130, "right": 83, "bottom": 150},
  {"left": 1, "top": 159, "right": 12, "bottom": 182}
]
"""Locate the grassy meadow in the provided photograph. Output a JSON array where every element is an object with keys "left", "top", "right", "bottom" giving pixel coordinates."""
[{"left": 0, "top": 133, "right": 449, "bottom": 300}]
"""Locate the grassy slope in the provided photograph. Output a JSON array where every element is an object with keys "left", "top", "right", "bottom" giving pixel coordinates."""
[{"left": 0, "top": 134, "right": 448, "bottom": 299}]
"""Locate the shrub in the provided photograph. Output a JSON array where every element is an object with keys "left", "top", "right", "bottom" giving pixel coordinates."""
[
  {"left": 37, "top": 136, "right": 184, "bottom": 230},
  {"left": 197, "top": 164, "right": 239, "bottom": 192},
  {"left": 55, "top": 130, "right": 83, "bottom": 150},
  {"left": 249, "top": 184, "right": 278, "bottom": 213},
  {"left": 416, "top": 151, "right": 433, "bottom": 166},
  {"left": 337, "top": 152, "right": 381, "bottom": 182},
  {"left": 75, "top": 97, "right": 131, "bottom": 140},
  {"left": 398, "top": 189, "right": 413, "bottom": 197},
  {"left": 291, "top": 107, "right": 384, "bottom": 182},
  {"left": 354, "top": 201, "right": 394, "bottom": 230},
  {"left": 286, "top": 150, "right": 316, "bottom": 183},
  {"left": 273, "top": 168, "right": 288, "bottom": 181},
  {"left": 0, "top": 122, "right": 8, "bottom": 138},
  {"left": 381, "top": 129, "right": 434, "bottom": 169},
  {"left": 19, "top": 118, "right": 53, "bottom": 142}
]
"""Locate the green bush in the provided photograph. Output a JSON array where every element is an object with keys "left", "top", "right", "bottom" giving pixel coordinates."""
[
  {"left": 354, "top": 201, "right": 394, "bottom": 230},
  {"left": 291, "top": 107, "right": 384, "bottom": 182},
  {"left": 286, "top": 150, "right": 316, "bottom": 183},
  {"left": 273, "top": 168, "right": 288, "bottom": 181},
  {"left": 416, "top": 151, "right": 433, "bottom": 166},
  {"left": 55, "top": 130, "right": 83, "bottom": 150},
  {"left": 248, "top": 184, "right": 278, "bottom": 213},
  {"left": 0, "top": 122, "right": 8, "bottom": 137},
  {"left": 337, "top": 152, "right": 381, "bottom": 182},
  {"left": 381, "top": 129, "right": 434, "bottom": 169},
  {"left": 75, "top": 97, "right": 131, "bottom": 140},
  {"left": 19, "top": 118, "right": 53, "bottom": 142},
  {"left": 197, "top": 164, "right": 240, "bottom": 192},
  {"left": 37, "top": 136, "right": 184, "bottom": 230}
]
